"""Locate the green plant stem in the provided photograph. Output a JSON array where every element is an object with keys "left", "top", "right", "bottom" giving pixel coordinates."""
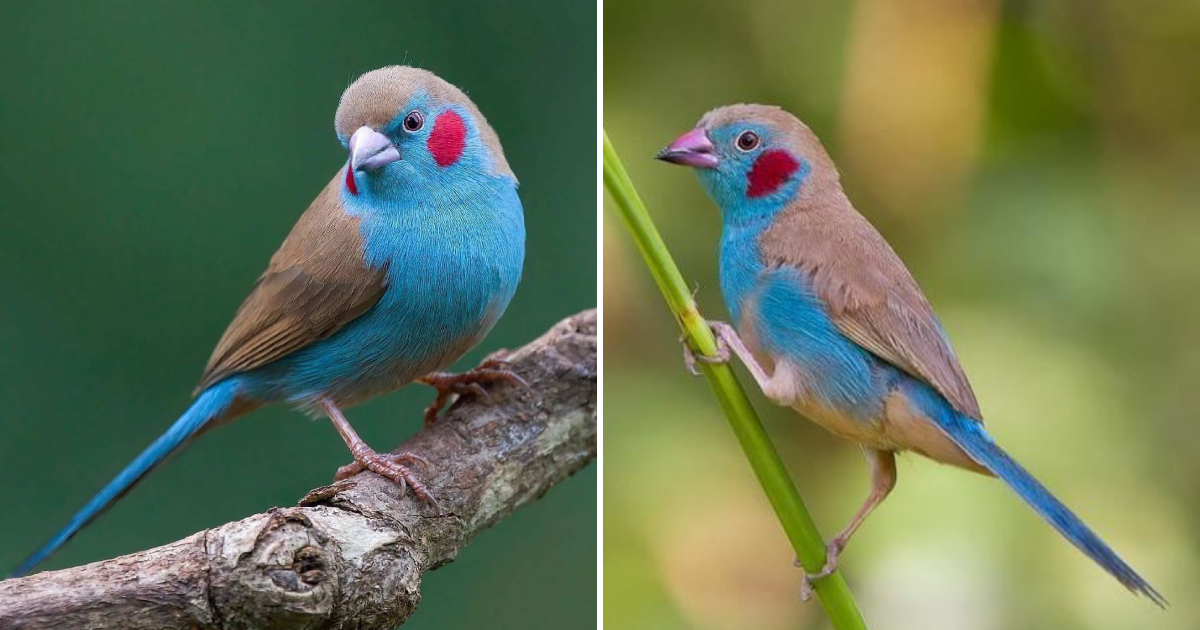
[{"left": 603, "top": 131, "right": 869, "bottom": 630}]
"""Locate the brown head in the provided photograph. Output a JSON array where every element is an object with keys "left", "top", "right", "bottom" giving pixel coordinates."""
[
  {"left": 657, "top": 104, "right": 841, "bottom": 212},
  {"left": 334, "top": 66, "right": 515, "bottom": 198}
]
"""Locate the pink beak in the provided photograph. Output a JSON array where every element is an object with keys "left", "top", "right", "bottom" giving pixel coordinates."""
[{"left": 656, "top": 128, "right": 718, "bottom": 169}]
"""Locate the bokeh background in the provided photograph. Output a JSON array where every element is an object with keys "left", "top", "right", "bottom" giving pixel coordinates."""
[
  {"left": 0, "top": 2, "right": 595, "bottom": 628},
  {"left": 605, "top": 1, "right": 1199, "bottom": 628}
]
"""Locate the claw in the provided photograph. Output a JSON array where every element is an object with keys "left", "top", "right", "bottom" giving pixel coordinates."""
[
  {"left": 799, "top": 574, "right": 816, "bottom": 602},
  {"left": 420, "top": 359, "right": 529, "bottom": 425},
  {"left": 399, "top": 451, "right": 431, "bottom": 471},
  {"left": 679, "top": 323, "right": 732, "bottom": 376},
  {"left": 681, "top": 332, "right": 698, "bottom": 376},
  {"left": 463, "top": 382, "right": 490, "bottom": 400},
  {"left": 480, "top": 358, "right": 534, "bottom": 395},
  {"left": 794, "top": 539, "right": 846, "bottom": 602}
]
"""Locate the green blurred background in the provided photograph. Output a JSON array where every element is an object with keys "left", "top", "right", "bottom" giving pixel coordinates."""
[
  {"left": 0, "top": 2, "right": 595, "bottom": 628},
  {"left": 605, "top": 0, "right": 1198, "bottom": 628}
]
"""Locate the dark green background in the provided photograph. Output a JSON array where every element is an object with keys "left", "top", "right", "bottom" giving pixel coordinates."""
[{"left": 0, "top": 2, "right": 596, "bottom": 628}]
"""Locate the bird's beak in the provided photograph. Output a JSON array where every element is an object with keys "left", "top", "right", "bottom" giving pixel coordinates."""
[
  {"left": 349, "top": 126, "right": 401, "bottom": 172},
  {"left": 655, "top": 128, "right": 718, "bottom": 169}
]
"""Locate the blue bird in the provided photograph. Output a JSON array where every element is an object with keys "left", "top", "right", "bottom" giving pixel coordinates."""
[
  {"left": 657, "top": 104, "right": 1164, "bottom": 605},
  {"left": 11, "top": 66, "right": 525, "bottom": 577}
]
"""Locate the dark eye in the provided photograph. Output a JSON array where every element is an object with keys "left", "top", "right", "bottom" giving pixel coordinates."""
[
  {"left": 402, "top": 111, "right": 424, "bottom": 132},
  {"left": 735, "top": 130, "right": 760, "bottom": 152}
]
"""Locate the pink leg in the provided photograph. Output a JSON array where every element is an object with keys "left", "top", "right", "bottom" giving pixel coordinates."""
[
  {"left": 419, "top": 358, "right": 529, "bottom": 426},
  {"left": 682, "top": 320, "right": 775, "bottom": 390},
  {"left": 323, "top": 399, "right": 440, "bottom": 512},
  {"left": 708, "top": 321, "right": 774, "bottom": 387},
  {"left": 799, "top": 449, "right": 897, "bottom": 600}
]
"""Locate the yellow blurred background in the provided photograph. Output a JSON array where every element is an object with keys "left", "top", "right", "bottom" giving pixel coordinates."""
[{"left": 603, "top": 0, "right": 1200, "bottom": 628}]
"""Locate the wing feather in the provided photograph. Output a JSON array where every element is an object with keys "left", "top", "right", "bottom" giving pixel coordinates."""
[
  {"left": 195, "top": 173, "right": 388, "bottom": 393},
  {"left": 759, "top": 198, "right": 983, "bottom": 420}
]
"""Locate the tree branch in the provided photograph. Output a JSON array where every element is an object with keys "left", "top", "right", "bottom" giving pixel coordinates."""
[{"left": 0, "top": 310, "right": 596, "bottom": 630}]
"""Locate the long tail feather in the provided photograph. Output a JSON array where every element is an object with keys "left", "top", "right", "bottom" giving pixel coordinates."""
[
  {"left": 930, "top": 409, "right": 1166, "bottom": 607},
  {"left": 8, "top": 380, "right": 239, "bottom": 578}
]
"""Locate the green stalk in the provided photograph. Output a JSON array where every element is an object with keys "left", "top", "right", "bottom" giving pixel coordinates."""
[{"left": 603, "top": 131, "right": 868, "bottom": 630}]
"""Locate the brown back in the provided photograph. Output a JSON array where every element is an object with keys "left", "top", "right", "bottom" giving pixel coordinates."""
[
  {"left": 710, "top": 104, "right": 983, "bottom": 419},
  {"left": 196, "top": 174, "right": 386, "bottom": 392}
]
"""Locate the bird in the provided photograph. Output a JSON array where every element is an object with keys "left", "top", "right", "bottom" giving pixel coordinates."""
[
  {"left": 10, "top": 65, "right": 526, "bottom": 578},
  {"left": 656, "top": 103, "right": 1165, "bottom": 605}
]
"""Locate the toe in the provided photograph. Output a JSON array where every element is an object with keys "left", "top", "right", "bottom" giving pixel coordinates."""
[
  {"left": 462, "top": 382, "right": 490, "bottom": 399},
  {"left": 391, "top": 451, "right": 431, "bottom": 470},
  {"left": 798, "top": 574, "right": 816, "bottom": 602},
  {"left": 334, "top": 461, "right": 364, "bottom": 480}
]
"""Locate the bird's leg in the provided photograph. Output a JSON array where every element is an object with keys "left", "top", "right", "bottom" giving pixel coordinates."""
[
  {"left": 323, "top": 399, "right": 440, "bottom": 513},
  {"left": 798, "top": 449, "right": 897, "bottom": 600},
  {"left": 708, "top": 321, "right": 774, "bottom": 387},
  {"left": 682, "top": 320, "right": 774, "bottom": 391},
  {"left": 419, "top": 358, "right": 530, "bottom": 426}
]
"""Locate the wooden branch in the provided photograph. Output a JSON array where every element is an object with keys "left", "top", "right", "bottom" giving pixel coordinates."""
[{"left": 0, "top": 310, "right": 596, "bottom": 630}]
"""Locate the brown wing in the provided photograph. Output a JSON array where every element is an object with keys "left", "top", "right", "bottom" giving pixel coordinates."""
[
  {"left": 760, "top": 197, "right": 983, "bottom": 420},
  {"left": 195, "top": 173, "right": 387, "bottom": 393}
]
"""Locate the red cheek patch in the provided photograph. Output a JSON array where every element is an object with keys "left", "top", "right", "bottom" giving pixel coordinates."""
[
  {"left": 746, "top": 149, "right": 800, "bottom": 198},
  {"left": 428, "top": 110, "right": 467, "bottom": 167},
  {"left": 345, "top": 165, "right": 358, "bottom": 195}
]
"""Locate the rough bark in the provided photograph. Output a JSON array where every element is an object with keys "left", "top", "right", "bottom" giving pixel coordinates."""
[{"left": 0, "top": 309, "right": 597, "bottom": 630}]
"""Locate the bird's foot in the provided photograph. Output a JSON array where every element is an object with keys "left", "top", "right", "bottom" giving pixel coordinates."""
[
  {"left": 795, "top": 538, "right": 846, "bottom": 602},
  {"left": 419, "top": 359, "right": 530, "bottom": 426},
  {"left": 680, "top": 321, "right": 732, "bottom": 376},
  {"left": 337, "top": 447, "right": 441, "bottom": 513},
  {"left": 322, "top": 398, "right": 441, "bottom": 513},
  {"left": 334, "top": 450, "right": 429, "bottom": 480}
]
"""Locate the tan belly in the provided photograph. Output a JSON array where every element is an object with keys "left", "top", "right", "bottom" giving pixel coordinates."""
[
  {"left": 782, "top": 385, "right": 987, "bottom": 474},
  {"left": 739, "top": 318, "right": 984, "bottom": 472},
  {"left": 881, "top": 391, "right": 988, "bottom": 473}
]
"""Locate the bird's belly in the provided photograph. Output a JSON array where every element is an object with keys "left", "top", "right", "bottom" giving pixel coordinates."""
[
  {"left": 241, "top": 263, "right": 514, "bottom": 409},
  {"left": 739, "top": 289, "right": 892, "bottom": 445},
  {"left": 738, "top": 307, "right": 894, "bottom": 449},
  {"left": 324, "top": 303, "right": 493, "bottom": 403},
  {"left": 761, "top": 354, "right": 895, "bottom": 450},
  {"left": 792, "top": 402, "right": 895, "bottom": 450},
  {"left": 771, "top": 349, "right": 982, "bottom": 468},
  {"left": 737, "top": 270, "right": 983, "bottom": 465},
  {"left": 880, "top": 377, "right": 987, "bottom": 472}
]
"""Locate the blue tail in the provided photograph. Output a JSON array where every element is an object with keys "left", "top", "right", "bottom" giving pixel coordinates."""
[
  {"left": 931, "top": 409, "right": 1166, "bottom": 607},
  {"left": 9, "top": 380, "right": 239, "bottom": 578}
]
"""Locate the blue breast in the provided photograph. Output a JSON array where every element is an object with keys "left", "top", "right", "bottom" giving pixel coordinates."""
[
  {"left": 752, "top": 267, "right": 886, "bottom": 418},
  {"left": 717, "top": 205, "right": 887, "bottom": 420},
  {"left": 240, "top": 169, "right": 524, "bottom": 407}
]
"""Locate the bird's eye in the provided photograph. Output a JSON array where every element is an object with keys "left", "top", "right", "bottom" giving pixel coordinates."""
[
  {"left": 735, "top": 130, "right": 760, "bottom": 152},
  {"left": 402, "top": 111, "right": 424, "bottom": 132}
]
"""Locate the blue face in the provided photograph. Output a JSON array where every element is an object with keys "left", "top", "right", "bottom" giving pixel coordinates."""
[
  {"left": 340, "top": 90, "right": 503, "bottom": 205},
  {"left": 377, "top": 92, "right": 445, "bottom": 178},
  {"left": 697, "top": 122, "right": 811, "bottom": 226}
]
